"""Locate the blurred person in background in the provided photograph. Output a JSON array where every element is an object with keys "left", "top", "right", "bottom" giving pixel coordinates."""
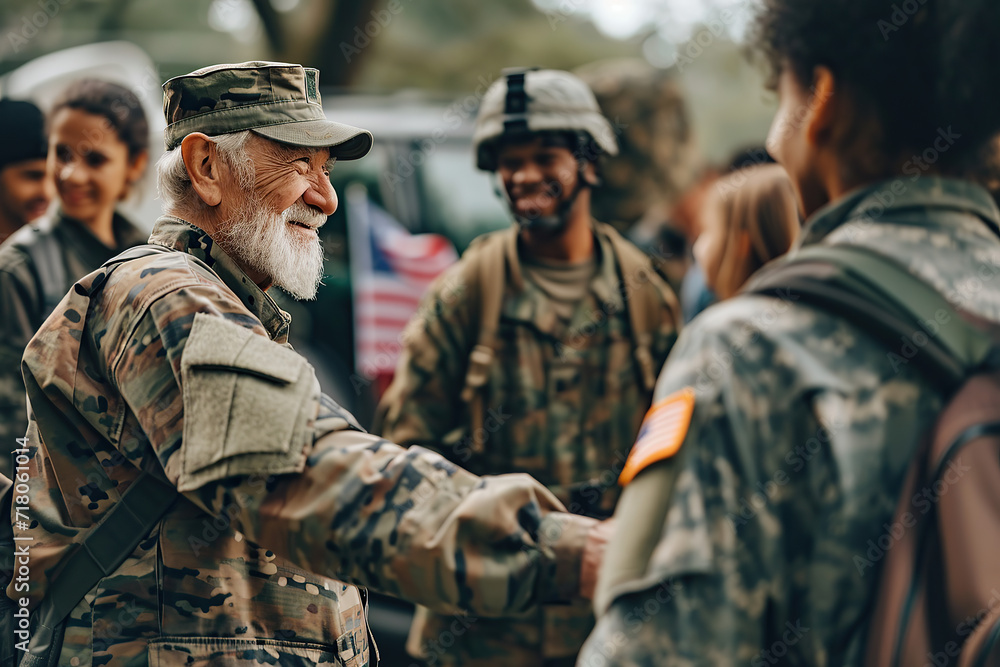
[
  {"left": 0, "top": 79, "right": 148, "bottom": 477},
  {"left": 693, "top": 162, "right": 799, "bottom": 300},
  {"left": 581, "top": 0, "right": 1000, "bottom": 663},
  {"left": 673, "top": 169, "right": 721, "bottom": 322},
  {"left": 577, "top": 58, "right": 696, "bottom": 297},
  {"left": 0, "top": 98, "right": 51, "bottom": 243},
  {"left": 678, "top": 150, "right": 787, "bottom": 320},
  {"left": 375, "top": 67, "right": 680, "bottom": 667}
]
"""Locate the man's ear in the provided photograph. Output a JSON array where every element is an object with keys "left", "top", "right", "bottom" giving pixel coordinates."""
[
  {"left": 805, "top": 66, "right": 837, "bottom": 149},
  {"left": 181, "top": 133, "right": 223, "bottom": 207},
  {"left": 581, "top": 160, "right": 600, "bottom": 187}
]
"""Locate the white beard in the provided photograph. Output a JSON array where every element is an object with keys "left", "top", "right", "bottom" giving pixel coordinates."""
[{"left": 220, "top": 194, "right": 327, "bottom": 301}]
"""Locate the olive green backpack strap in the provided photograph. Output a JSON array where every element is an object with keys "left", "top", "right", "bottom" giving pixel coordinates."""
[
  {"left": 744, "top": 243, "right": 993, "bottom": 385},
  {"left": 22, "top": 469, "right": 177, "bottom": 667},
  {"left": 459, "top": 229, "right": 515, "bottom": 456},
  {"left": 17, "top": 244, "right": 177, "bottom": 667},
  {"left": 599, "top": 222, "right": 675, "bottom": 392},
  {"left": 744, "top": 243, "right": 1000, "bottom": 667}
]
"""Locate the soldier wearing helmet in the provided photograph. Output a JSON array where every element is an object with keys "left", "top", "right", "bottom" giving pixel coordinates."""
[{"left": 375, "top": 68, "right": 682, "bottom": 667}]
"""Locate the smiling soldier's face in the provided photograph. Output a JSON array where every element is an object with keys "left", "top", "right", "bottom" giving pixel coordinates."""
[{"left": 215, "top": 134, "right": 338, "bottom": 300}]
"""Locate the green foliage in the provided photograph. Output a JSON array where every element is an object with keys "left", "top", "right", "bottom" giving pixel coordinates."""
[{"left": 348, "top": 0, "right": 641, "bottom": 92}]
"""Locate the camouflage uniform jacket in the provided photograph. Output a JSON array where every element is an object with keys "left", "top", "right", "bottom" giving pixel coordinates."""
[
  {"left": 0, "top": 211, "right": 147, "bottom": 479},
  {"left": 13, "top": 216, "right": 595, "bottom": 667},
  {"left": 375, "top": 223, "right": 679, "bottom": 664},
  {"left": 581, "top": 177, "right": 1000, "bottom": 666}
]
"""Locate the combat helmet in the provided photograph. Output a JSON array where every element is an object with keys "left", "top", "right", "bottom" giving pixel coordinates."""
[{"left": 473, "top": 68, "right": 619, "bottom": 172}]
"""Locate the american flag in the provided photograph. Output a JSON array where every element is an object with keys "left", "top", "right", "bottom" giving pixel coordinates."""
[{"left": 346, "top": 184, "right": 458, "bottom": 390}]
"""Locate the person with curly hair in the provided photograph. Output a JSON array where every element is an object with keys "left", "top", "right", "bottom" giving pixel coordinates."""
[{"left": 579, "top": 0, "right": 1000, "bottom": 664}]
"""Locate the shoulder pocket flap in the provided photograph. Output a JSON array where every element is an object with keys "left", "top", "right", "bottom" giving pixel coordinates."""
[
  {"left": 179, "top": 313, "right": 318, "bottom": 492},
  {"left": 181, "top": 312, "right": 300, "bottom": 384}
]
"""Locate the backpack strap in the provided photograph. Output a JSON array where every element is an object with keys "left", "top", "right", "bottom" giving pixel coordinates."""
[
  {"left": 599, "top": 222, "right": 678, "bottom": 392},
  {"left": 25, "top": 469, "right": 177, "bottom": 664},
  {"left": 745, "top": 243, "right": 999, "bottom": 667},
  {"left": 457, "top": 224, "right": 677, "bottom": 445},
  {"left": 19, "top": 244, "right": 176, "bottom": 665},
  {"left": 459, "top": 229, "right": 514, "bottom": 456},
  {"left": 743, "top": 243, "right": 995, "bottom": 387}
]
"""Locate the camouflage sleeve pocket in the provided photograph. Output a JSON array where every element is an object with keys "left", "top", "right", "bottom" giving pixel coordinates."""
[{"left": 177, "top": 312, "right": 319, "bottom": 492}]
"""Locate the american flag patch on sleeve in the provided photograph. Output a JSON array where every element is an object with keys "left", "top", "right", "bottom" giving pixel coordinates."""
[{"left": 618, "top": 387, "right": 696, "bottom": 486}]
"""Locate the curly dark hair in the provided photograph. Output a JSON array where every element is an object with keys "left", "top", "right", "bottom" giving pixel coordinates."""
[
  {"left": 51, "top": 78, "right": 149, "bottom": 159},
  {"left": 751, "top": 0, "right": 1000, "bottom": 182}
]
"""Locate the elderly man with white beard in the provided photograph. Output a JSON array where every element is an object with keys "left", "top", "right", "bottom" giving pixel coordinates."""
[{"left": 7, "top": 62, "right": 609, "bottom": 666}]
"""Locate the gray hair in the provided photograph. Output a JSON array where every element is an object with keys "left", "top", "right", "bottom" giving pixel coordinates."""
[{"left": 156, "top": 130, "right": 256, "bottom": 213}]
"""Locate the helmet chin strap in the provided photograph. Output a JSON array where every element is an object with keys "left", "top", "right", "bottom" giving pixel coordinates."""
[{"left": 495, "top": 159, "right": 592, "bottom": 233}]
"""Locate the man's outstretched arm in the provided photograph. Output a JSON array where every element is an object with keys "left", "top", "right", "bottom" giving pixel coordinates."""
[{"left": 110, "top": 281, "right": 598, "bottom": 617}]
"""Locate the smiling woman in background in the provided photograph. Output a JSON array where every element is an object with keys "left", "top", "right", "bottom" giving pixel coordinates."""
[{"left": 0, "top": 79, "right": 149, "bottom": 477}]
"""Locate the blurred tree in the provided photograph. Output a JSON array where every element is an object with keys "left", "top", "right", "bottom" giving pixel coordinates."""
[
  {"left": 0, "top": 0, "right": 375, "bottom": 83},
  {"left": 1, "top": 0, "right": 636, "bottom": 89},
  {"left": 576, "top": 58, "right": 695, "bottom": 227},
  {"left": 343, "top": 0, "right": 640, "bottom": 91}
]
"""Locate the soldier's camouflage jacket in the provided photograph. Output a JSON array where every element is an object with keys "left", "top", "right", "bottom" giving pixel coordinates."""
[
  {"left": 0, "top": 211, "right": 146, "bottom": 479},
  {"left": 374, "top": 223, "right": 679, "bottom": 665},
  {"left": 581, "top": 177, "right": 1000, "bottom": 666},
  {"left": 12, "top": 216, "right": 595, "bottom": 666}
]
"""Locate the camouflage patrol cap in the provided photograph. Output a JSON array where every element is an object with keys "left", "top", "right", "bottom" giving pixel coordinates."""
[
  {"left": 162, "top": 61, "right": 373, "bottom": 159},
  {"left": 473, "top": 67, "right": 618, "bottom": 171}
]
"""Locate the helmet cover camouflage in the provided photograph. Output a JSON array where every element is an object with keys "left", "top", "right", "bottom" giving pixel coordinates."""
[{"left": 473, "top": 68, "right": 618, "bottom": 171}]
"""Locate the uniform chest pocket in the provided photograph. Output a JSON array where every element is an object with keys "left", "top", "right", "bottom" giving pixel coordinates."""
[{"left": 177, "top": 313, "right": 320, "bottom": 492}]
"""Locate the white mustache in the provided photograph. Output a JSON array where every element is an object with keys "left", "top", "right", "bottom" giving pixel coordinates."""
[{"left": 281, "top": 202, "right": 327, "bottom": 229}]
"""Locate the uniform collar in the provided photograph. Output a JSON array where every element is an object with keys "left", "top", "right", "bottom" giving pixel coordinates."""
[
  {"left": 148, "top": 215, "right": 291, "bottom": 342},
  {"left": 798, "top": 176, "right": 1000, "bottom": 248},
  {"left": 503, "top": 221, "right": 624, "bottom": 337}
]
